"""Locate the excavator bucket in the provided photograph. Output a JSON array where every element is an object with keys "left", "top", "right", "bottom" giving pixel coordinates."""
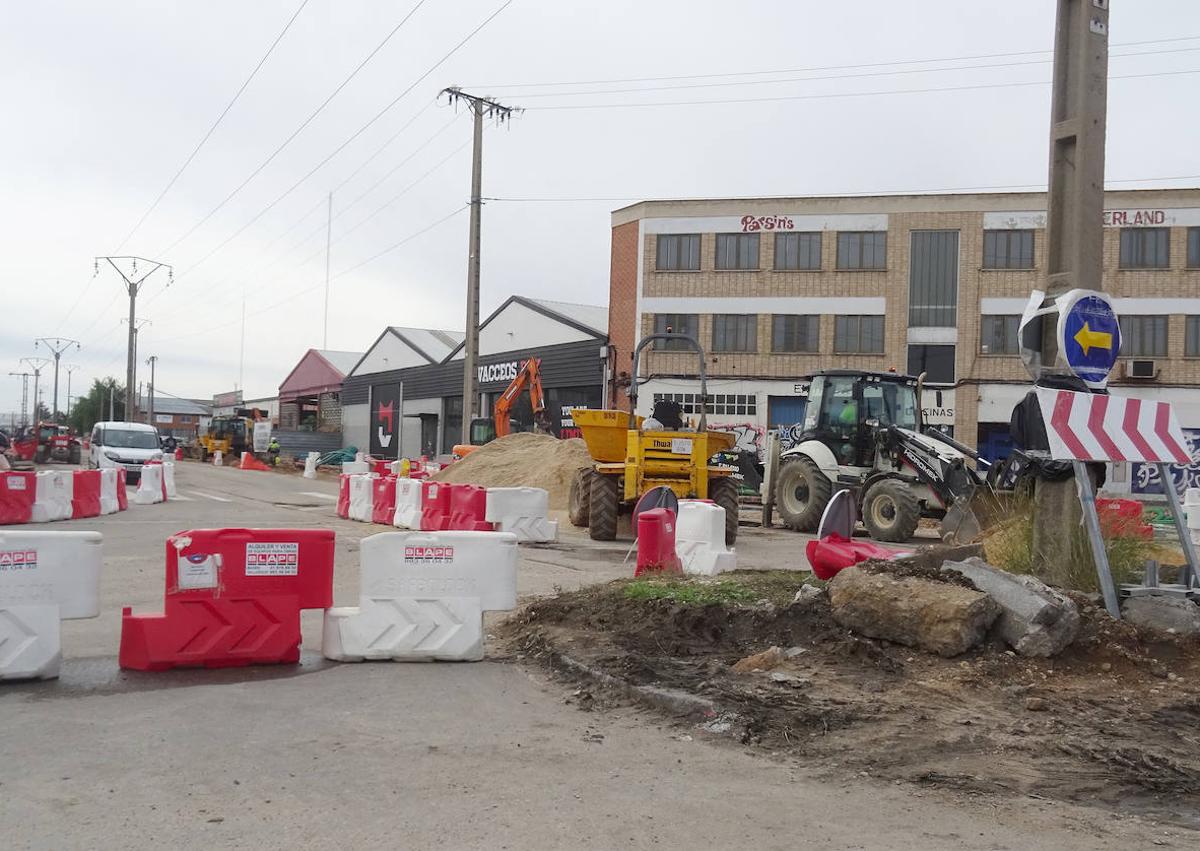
[{"left": 940, "top": 496, "right": 982, "bottom": 545}]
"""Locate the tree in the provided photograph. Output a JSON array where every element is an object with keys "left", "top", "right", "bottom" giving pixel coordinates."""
[
  {"left": 69, "top": 378, "right": 125, "bottom": 434},
  {"left": 34, "top": 401, "right": 51, "bottom": 423}
]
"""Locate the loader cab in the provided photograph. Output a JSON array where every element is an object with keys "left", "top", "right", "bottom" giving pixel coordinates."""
[{"left": 800, "top": 371, "right": 921, "bottom": 468}]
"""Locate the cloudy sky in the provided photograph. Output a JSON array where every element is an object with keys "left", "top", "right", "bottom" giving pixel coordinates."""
[{"left": 2, "top": 0, "right": 1197, "bottom": 417}]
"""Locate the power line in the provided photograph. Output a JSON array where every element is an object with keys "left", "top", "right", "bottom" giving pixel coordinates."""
[
  {"left": 158, "top": 0, "right": 432, "bottom": 256},
  {"left": 115, "top": 0, "right": 312, "bottom": 252}
]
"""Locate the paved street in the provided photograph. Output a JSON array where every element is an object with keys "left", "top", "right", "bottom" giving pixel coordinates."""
[{"left": 0, "top": 463, "right": 1171, "bottom": 849}]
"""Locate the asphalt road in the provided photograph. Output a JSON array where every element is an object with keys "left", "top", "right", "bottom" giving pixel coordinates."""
[{"left": 0, "top": 462, "right": 1176, "bottom": 849}]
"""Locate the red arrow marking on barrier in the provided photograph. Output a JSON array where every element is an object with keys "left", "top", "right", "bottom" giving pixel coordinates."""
[
  {"left": 1153, "top": 402, "right": 1191, "bottom": 464},
  {"left": 1050, "top": 390, "right": 1090, "bottom": 460},
  {"left": 1086, "top": 394, "right": 1125, "bottom": 461},
  {"left": 1121, "top": 399, "right": 1157, "bottom": 461}
]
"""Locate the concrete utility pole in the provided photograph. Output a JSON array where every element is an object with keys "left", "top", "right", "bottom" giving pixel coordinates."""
[
  {"left": 1032, "top": 0, "right": 1110, "bottom": 582},
  {"left": 34, "top": 337, "right": 80, "bottom": 421},
  {"left": 64, "top": 364, "right": 79, "bottom": 418},
  {"left": 146, "top": 355, "right": 157, "bottom": 425},
  {"left": 440, "top": 87, "right": 520, "bottom": 442},
  {"left": 323, "top": 191, "right": 333, "bottom": 350},
  {"left": 8, "top": 372, "right": 31, "bottom": 427},
  {"left": 21, "top": 357, "right": 49, "bottom": 423},
  {"left": 95, "top": 256, "right": 172, "bottom": 423}
]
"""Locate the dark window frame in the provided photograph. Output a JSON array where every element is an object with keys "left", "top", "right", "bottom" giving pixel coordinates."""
[
  {"left": 653, "top": 313, "right": 699, "bottom": 350},
  {"left": 773, "top": 232, "right": 822, "bottom": 271},
  {"left": 980, "top": 315, "right": 1021, "bottom": 355},
  {"left": 771, "top": 314, "right": 820, "bottom": 353},
  {"left": 982, "top": 229, "right": 1035, "bottom": 270},
  {"left": 714, "top": 233, "right": 760, "bottom": 271},
  {"left": 711, "top": 314, "right": 758, "bottom": 353},
  {"left": 833, "top": 315, "right": 885, "bottom": 354},
  {"left": 655, "top": 233, "right": 701, "bottom": 271},
  {"left": 836, "top": 231, "right": 887, "bottom": 270},
  {"left": 1121, "top": 314, "right": 1169, "bottom": 358},
  {"left": 907, "top": 344, "right": 956, "bottom": 385},
  {"left": 1187, "top": 227, "right": 1200, "bottom": 269},
  {"left": 1185, "top": 315, "right": 1200, "bottom": 358},
  {"left": 1118, "top": 227, "right": 1170, "bottom": 270}
]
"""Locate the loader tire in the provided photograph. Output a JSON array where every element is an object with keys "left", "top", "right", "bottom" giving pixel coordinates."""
[
  {"left": 862, "top": 479, "right": 920, "bottom": 543},
  {"left": 775, "top": 456, "right": 831, "bottom": 532},
  {"left": 568, "top": 467, "right": 591, "bottom": 527},
  {"left": 588, "top": 473, "right": 619, "bottom": 541},
  {"left": 707, "top": 476, "right": 740, "bottom": 545},
  {"left": 69, "top": 444, "right": 81, "bottom": 465}
]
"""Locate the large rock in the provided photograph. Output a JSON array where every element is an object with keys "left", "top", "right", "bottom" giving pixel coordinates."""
[
  {"left": 1121, "top": 596, "right": 1200, "bottom": 637},
  {"left": 941, "top": 557, "right": 1080, "bottom": 657},
  {"left": 827, "top": 566, "right": 1000, "bottom": 657}
]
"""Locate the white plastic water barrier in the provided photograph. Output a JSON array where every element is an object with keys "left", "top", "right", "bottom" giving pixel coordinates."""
[
  {"left": 342, "top": 460, "right": 370, "bottom": 475},
  {"left": 213, "top": 450, "right": 224, "bottom": 466},
  {"left": 304, "top": 452, "right": 320, "bottom": 479},
  {"left": 392, "top": 478, "right": 423, "bottom": 530},
  {"left": 322, "top": 530, "right": 518, "bottom": 662},
  {"left": 677, "top": 501, "right": 737, "bottom": 577},
  {"left": 135, "top": 465, "right": 164, "bottom": 505},
  {"left": 1185, "top": 488, "right": 1200, "bottom": 531},
  {"left": 31, "top": 471, "right": 74, "bottom": 523},
  {"left": 485, "top": 487, "right": 558, "bottom": 543},
  {"left": 162, "top": 462, "right": 177, "bottom": 499},
  {"left": 0, "top": 530, "right": 103, "bottom": 680},
  {"left": 347, "top": 473, "right": 375, "bottom": 522},
  {"left": 99, "top": 468, "right": 121, "bottom": 515}
]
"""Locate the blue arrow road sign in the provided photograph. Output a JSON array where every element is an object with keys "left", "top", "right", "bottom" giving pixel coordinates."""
[{"left": 1058, "top": 290, "right": 1121, "bottom": 387}]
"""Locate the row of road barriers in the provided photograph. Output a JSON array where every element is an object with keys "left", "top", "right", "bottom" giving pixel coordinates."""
[
  {"left": 1, "top": 468, "right": 134, "bottom": 525},
  {"left": 2, "top": 526, "right": 518, "bottom": 679}
]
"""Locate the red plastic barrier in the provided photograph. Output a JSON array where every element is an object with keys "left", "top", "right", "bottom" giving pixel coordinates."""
[
  {"left": 116, "top": 468, "right": 128, "bottom": 511},
  {"left": 72, "top": 470, "right": 102, "bottom": 519},
  {"left": 0, "top": 471, "right": 36, "bottom": 525},
  {"left": 1096, "top": 498, "right": 1153, "bottom": 540},
  {"left": 175, "top": 448, "right": 183, "bottom": 461},
  {"left": 420, "top": 480, "right": 451, "bottom": 531},
  {"left": 240, "top": 452, "right": 271, "bottom": 471},
  {"left": 371, "top": 476, "right": 397, "bottom": 525},
  {"left": 635, "top": 508, "right": 682, "bottom": 577},
  {"left": 119, "top": 528, "right": 336, "bottom": 671},
  {"left": 337, "top": 474, "right": 351, "bottom": 519},
  {"left": 447, "top": 483, "right": 493, "bottom": 531},
  {"left": 369, "top": 458, "right": 391, "bottom": 477},
  {"left": 805, "top": 534, "right": 905, "bottom": 581}
]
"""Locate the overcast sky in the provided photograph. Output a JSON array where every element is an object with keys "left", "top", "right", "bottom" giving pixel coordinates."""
[{"left": 2, "top": 0, "right": 1197, "bottom": 417}]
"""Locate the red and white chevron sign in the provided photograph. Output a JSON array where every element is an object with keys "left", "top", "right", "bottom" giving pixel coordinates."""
[{"left": 1036, "top": 388, "right": 1191, "bottom": 463}]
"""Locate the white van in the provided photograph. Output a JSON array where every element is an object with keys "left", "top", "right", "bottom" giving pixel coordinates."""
[{"left": 87, "top": 421, "right": 163, "bottom": 482}]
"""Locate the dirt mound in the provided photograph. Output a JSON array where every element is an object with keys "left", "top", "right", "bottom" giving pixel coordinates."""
[{"left": 431, "top": 432, "right": 592, "bottom": 510}]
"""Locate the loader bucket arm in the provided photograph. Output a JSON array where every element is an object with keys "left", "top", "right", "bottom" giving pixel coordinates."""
[{"left": 629, "top": 333, "right": 708, "bottom": 431}]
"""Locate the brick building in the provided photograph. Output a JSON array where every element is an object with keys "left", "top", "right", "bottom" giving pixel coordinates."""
[{"left": 609, "top": 188, "right": 1200, "bottom": 470}]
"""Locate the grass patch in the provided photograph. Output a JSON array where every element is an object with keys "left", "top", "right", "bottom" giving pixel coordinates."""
[{"left": 622, "top": 570, "right": 810, "bottom": 608}]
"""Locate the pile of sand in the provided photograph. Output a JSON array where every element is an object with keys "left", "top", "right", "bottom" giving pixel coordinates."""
[{"left": 431, "top": 432, "right": 593, "bottom": 509}]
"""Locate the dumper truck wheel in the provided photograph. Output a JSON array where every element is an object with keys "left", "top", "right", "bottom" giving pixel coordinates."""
[
  {"left": 568, "top": 468, "right": 591, "bottom": 527},
  {"left": 862, "top": 479, "right": 920, "bottom": 542},
  {"left": 708, "top": 476, "right": 740, "bottom": 545},
  {"left": 775, "top": 456, "right": 830, "bottom": 532},
  {"left": 588, "top": 473, "right": 619, "bottom": 541},
  {"left": 69, "top": 444, "right": 81, "bottom": 465}
]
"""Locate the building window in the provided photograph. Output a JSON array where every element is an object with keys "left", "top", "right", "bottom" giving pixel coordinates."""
[
  {"left": 653, "top": 313, "right": 699, "bottom": 350},
  {"left": 771, "top": 314, "right": 820, "bottom": 353},
  {"left": 1186, "top": 316, "right": 1200, "bottom": 358},
  {"left": 981, "top": 315, "right": 1021, "bottom": 355},
  {"left": 774, "top": 232, "right": 821, "bottom": 270},
  {"left": 909, "top": 230, "right": 959, "bottom": 327},
  {"left": 836, "top": 231, "right": 887, "bottom": 270},
  {"left": 653, "top": 393, "right": 757, "bottom": 417},
  {"left": 834, "top": 315, "right": 885, "bottom": 353},
  {"left": 1188, "top": 228, "right": 1200, "bottom": 268},
  {"left": 982, "top": 229, "right": 1034, "bottom": 269},
  {"left": 908, "top": 344, "right": 956, "bottom": 384},
  {"left": 1119, "top": 227, "right": 1169, "bottom": 269},
  {"left": 714, "top": 233, "right": 759, "bottom": 270},
  {"left": 1121, "top": 315, "right": 1168, "bottom": 357},
  {"left": 712, "top": 314, "right": 758, "bottom": 352},
  {"left": 655, "top": 234, "right": 700, "bottom": 271}
]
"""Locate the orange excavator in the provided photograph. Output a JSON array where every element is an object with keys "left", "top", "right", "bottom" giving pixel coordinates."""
[{"left": 453, "top": 357, "right": 552, "bottom": 458}]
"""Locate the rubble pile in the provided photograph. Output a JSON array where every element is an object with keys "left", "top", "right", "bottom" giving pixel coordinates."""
[{"left": 432, "top": 432, "right": 592, "bottom": 510}]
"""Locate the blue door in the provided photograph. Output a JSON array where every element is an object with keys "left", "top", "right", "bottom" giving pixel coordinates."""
[{"left": 768, "top": 396, "right": 807, "bottom": 430}]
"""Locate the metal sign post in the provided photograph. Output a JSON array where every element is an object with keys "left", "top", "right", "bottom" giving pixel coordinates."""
[
  {"left": 1157, "top": 463, "right": 1200, "bottom": 589},
  {"left": 1072, "top": 460, "right": 1120, "bottom": 617}
]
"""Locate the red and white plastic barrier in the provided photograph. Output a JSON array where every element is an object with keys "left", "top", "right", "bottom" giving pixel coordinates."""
[
  {"left": 485, "top": 487, "right": 558, "bottom": 542},
  {"left": 635, "top": 508, "right": 682, "bottom": 577},
  {"left": 32, "top": 471, "right": 74, "bottom": 523},
  {"left": 393, "top": 478, "right": 423, "bottom": 529},
  {"left": 347, "top": 473, "right": 375, "bottom": 522},
  {"left": 135, "top": 464, "right": 165, "bottom": 505},
  {"left": 162, "top": 462, "right": 177, "bottom": 499},
  {"left": 676, "top": 501, "right": 736, "bottom": 577},
  {"left": 0, "top": 472, "right": 36, "bottom": 525},
  {"left": 99, "top": 468, "right": 121, "bottom": 515}
]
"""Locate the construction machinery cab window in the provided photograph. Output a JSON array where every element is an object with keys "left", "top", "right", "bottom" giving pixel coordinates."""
[
  {"left": 774, "top": 232, "right": 821, "bottom": 270},
  {"left": 1121, "top": 315, "right": 1168, "bottom": 357},
  {"left": 655, "top": 234, "right": 700, "bottom": 271},
  {"left": 1119, "top": 227, "right": 1170, "bottom": 269},
  {"left": 771, "top": 314, "right": 819, "bottom": 352},
  {"left": 836, "top": 231, "right": 886, "bottom": 270},
  {"left": 833, "top": 315, "right": 884, "bottom": 353},
  {"left": 907, "top": 344, "right": 955, "bottom": 385},
  {"left": 653, "top": 314, "right": 698, "bottom": 349},
  {"left": 715, "top": 233, "right": 759, "bottom": 270},
  {"left": 711, "top": 314, "right": 757, "bottom": 352},
  {"left": 981, "top": 315, "right": 1020, "bottom": 354},
  {"left": 982, "top": 230, "right": 1034, "bottom": 269}
]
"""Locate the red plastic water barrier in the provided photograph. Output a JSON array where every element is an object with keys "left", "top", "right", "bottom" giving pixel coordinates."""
[
  {"left": 369, "top": 458, "right": 391, "bottom": 477},
  {"left": 447, "top": 483, "right": 493, "bottom": 531},
  {"left": 116, "top": 468, "right": 128, "bottom": 511},
  {"left": 371, "top": 476, "right": 397, "bottom": 525},
  {"left": 240, "top": 452, "right": 271, "bottom": 471},
  {"left": 72, "top": 470, "right": 102, "bottom": 519},
  {"left": 0, "top": 471, "right": 36, "bottom": 525},
  {"left": 337, "top": 474, "right": 351, "bottom": 519},
  {"left": 119, "top": 528, "right": 336, "bottom": 671},
  {"left": 805, "top": 534, "right": 904, "bottom": 580},
  {"left": 635, "top": 508, "right": 682, "bottom": 577},
  {"left": 420, "top": 480, "right": 452, "bottom": 531},
  {"left": 1095, "top": 498, "right": 1153, "bottom": 540},
  {"left": 174, "top": 448, "right": 183, "bottom": 461}
]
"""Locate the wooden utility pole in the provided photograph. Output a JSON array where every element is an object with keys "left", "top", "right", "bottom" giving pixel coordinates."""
[
  {"left": 146, "top": 355, "right": 158, "bottom": 425},
  {"left": 440, "top": 88, "right": 519, "bottom": 443}
]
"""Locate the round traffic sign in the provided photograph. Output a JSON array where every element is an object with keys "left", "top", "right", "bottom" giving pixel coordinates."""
[{"left": 1057, "top": 290, "right": 1121, "bottom": 388}]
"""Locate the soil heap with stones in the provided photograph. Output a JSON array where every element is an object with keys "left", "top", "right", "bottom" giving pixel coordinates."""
[{"left": 432, "top": 432, "right": 592, "bottom": 511}]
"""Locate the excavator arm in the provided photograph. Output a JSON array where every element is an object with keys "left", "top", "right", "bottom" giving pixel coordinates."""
[{"left": 493, "top": 357, "right": 545, "bottom": 438}]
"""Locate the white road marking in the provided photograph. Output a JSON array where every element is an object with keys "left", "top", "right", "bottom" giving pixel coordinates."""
[
  {"left": 171, "top": 494, "right": 193, "bottom": 501},
  {"left": 299, "top": 491, "right": 338, "bottom": 501},
  {"left": 188, "top": 491, "right": 232, "bottom": 502}
]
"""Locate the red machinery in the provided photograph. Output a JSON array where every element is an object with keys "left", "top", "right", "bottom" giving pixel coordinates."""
[{"left": 11, "top": 422, "right": 81, "bottom": 466}]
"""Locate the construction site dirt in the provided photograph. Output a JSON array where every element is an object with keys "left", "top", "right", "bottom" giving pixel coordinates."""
[{"left": 502, "top": 571, "right": 1200, "bottom": 830}]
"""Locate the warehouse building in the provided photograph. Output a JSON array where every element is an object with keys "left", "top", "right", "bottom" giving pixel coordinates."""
[{"left": 608, "top": 188, "right": 1200, "bottom": 487}]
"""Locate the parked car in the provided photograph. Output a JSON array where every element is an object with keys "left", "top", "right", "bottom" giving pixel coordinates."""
[{"left": 86, "top": 421, "right": 163, "bottom": 483}]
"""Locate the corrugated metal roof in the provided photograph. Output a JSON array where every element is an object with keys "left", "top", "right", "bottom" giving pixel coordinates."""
[
  {"left": 390, "top": 326, "right": 464, "bottom": 362},
  {"left": 315, "top": 349, "right": 363, "bottom": 375},
  {"left": 136, "top": 394, "right": 211, "bottom": 415},
  {"left": 526, "top": 298, "right": 607, "bottom": 335}
]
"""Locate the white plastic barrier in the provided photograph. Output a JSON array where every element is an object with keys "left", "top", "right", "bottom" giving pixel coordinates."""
[
  {"left": 162, "top": 462, "right": 177, "bottom": 499},
  {"left": 347, "top": 473, "right": 375, "bottom": 522},
  {"left": 135, "top": 465, "right": 164, "bottom": 505},
  {"left": 31, "top": 471, "right": 74, "bottom": 523},
  {"left": 98, "top": 468, "right": 121, "bottom": 515},
  {"left": 322, "top": 530, "right": 518, "bottom": 662},
  {"left": 1185, "top": 488, "right": 1200, "bottom": 531},
  {"left": 485, "top": 487, "right": 558, "bottom": 543},
  {"left": 677, "top": 501, "right": 737, "bottom": 577},
  {"left": 0, "top": 530, "right": 102, "bottom": 679},
  {"left": 304, "top": 452, "right": 320, "bottom": 479},
  {"left": 392, "top": 478, "right": 423, "bottom": 529},
  {"left": 213, "top": 450, "right": 223, "bottom": 466},
  {"left": 342, "top": 460, "right": 370, "bottom": 475}
]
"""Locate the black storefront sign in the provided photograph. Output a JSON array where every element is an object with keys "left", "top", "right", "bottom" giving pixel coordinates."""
[{"left": 369, "top": 383, "right": 401, "bottom": 459}]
